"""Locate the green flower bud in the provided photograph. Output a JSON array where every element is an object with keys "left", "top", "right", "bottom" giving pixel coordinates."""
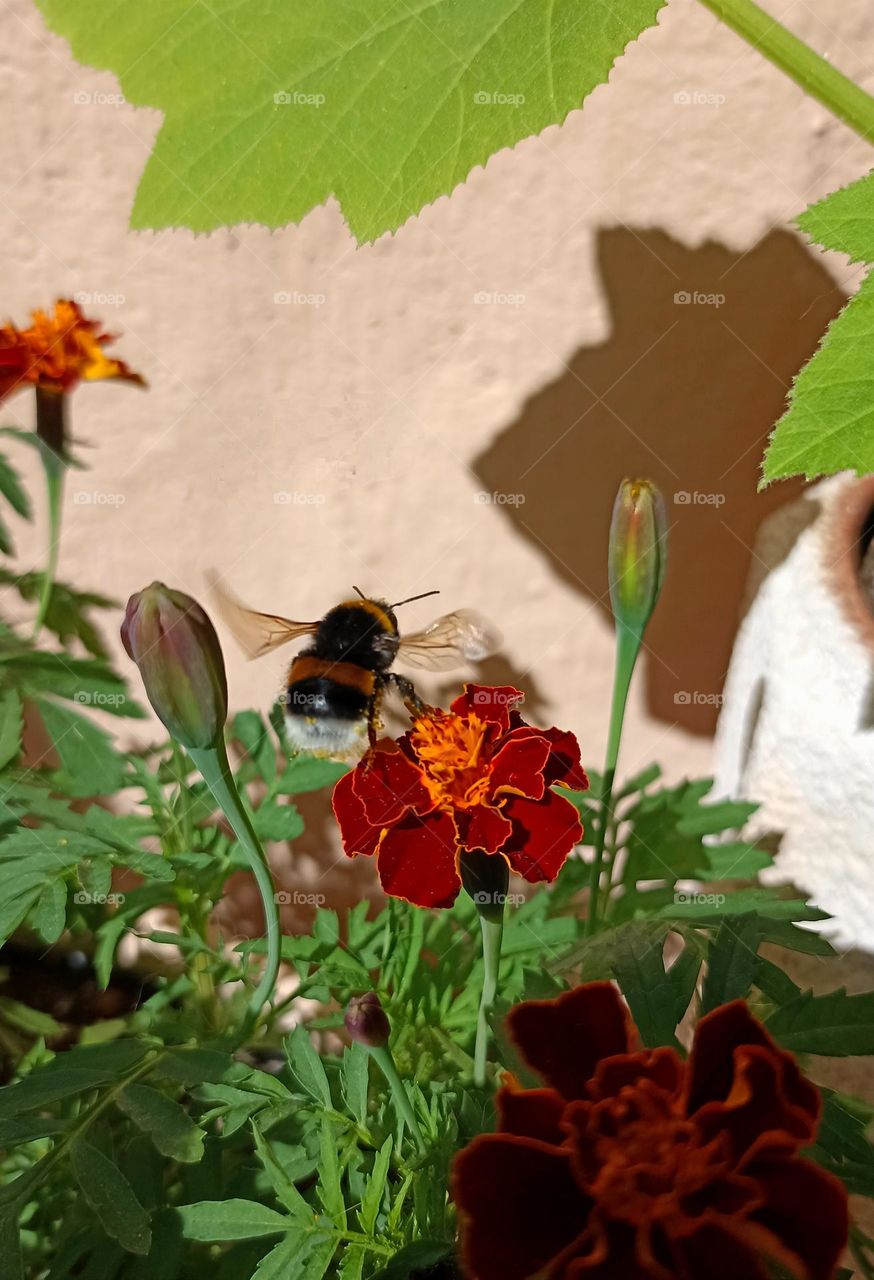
[
  {"left": 121, "top": 582, "right": 228, "bottom": 750},
  {"left": 344, "top": 992, "right": 391, "bottom": 1049},
  {"left": 608, "top": 479, "right": 667, "bottom": 637}
]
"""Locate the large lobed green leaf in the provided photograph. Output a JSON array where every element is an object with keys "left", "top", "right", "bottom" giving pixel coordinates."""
[
  {"left": 763, "top": 169, "right": 874, "bottom": 484},
  {"left": 36, "top": 0, "right": 666, "bottom": 242}
]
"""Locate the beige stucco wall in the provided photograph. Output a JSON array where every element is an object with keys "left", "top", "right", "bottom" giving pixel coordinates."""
[{"left": 2, "top": 0, "right": 873, "bottom": 787}]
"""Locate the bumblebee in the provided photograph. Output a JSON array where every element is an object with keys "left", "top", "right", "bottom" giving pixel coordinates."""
[{"left": 209, "top": 575, "right": 498, "bottom": 756}]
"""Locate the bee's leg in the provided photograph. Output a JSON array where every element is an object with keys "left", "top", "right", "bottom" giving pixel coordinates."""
[
  {"left": 388, "top": 672, "right": 431, "bottom": 720},
  {"left": 363, "top": 684, "right": 384, "bottom": 767}
]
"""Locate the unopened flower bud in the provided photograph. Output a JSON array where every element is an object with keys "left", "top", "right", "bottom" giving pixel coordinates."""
[
  {"left": 344, "top": 992, "right": 391, "bottom": 1049},
  {"left": 608, "top": 479, "right": 667, "bottom": 637},
  {"left": 121, "top": 582, "right": 228, "bottom": 750}
]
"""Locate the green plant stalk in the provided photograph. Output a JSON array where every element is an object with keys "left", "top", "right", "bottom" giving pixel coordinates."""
[
  {"left": 187, "top": 742, "right": 280, "bottom": 1035},
  {"left": 32, "top": 388, "right": 67, "bottom": 640},
  {"left": 474, "top": 913, "right": 504, "bottom": 1087},
  {"left": 697, "top": 0, "right": 874, "bottom": 143},
  {"left": 586, "top": 625, "right": 640, "bottom": 936},
  {"left": 369, "top": 1044, "right": 428, "bottom": 1155}
]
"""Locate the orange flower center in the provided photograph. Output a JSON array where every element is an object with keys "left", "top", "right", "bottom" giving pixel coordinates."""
[
  {"left": 579, "top": 1091, "right": 732, "bottom": 1227},
  {"left": 409, "top": 712, "right": 492, "bottom": 811}
]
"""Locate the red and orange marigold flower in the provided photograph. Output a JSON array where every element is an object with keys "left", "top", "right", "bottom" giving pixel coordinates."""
[
  {"left": 452, "top": 982, "right": 848, "bottom": 1280},
  {"left": 332, "top": 685, "right": 588, "bottom": 908},
  {"left": 0, "top": 299, "right": 144, "bottom": 401}
]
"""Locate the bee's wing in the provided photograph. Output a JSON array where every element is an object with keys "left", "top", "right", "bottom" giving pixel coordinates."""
[
  {"left": 207, "top": 572, "right": 318, "bottom": 660},
  {"left": 396, "top": 609, "right": 501, "bottom": 671}
]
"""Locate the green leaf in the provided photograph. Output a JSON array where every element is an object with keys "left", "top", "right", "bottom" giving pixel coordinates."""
[
  {"left": 0, "top": 689, "right": 22, "bottom": 769},
  {"left": 35, "top": 0, "right": 667, "bottom": 242},
  {"left": 278, "top": 755, "right": 348, "bottom": 795},
  {"left": 117, "top": 1083, "right": 205, "bottom": 1162},
  {"left": 252, "top": 1122, "right": 311, "bottom": 1217},
  {"left": 32, "top": 876, "right": 67, "bottom": 943},
  {"left": 286, "top": 1024, "right": 332, "bottom": 1108},
  {"left": 71, "top": 1135, "right": 152, "bottom": 1255},
  {"left": 253, "top": 799, "right": 305, "bottom": 843},
  {"left": 359, "top": 1136, "right": 392, "bottom": 1235},
  {"left": 701, "top": 916, "right": 761, "bottom": 1015},
  {"left": 317, "top": 1119, "right": 345, "bottom": 1228},
  {"left": 254, "top": 1232, "right": 336, "bottom": 1280},
  {"left": 0, "top": 1211, "right": 23, "bottom": 1280},
  {"left": 36, "top": 698, "right": 126, "bottom": 796},
  {"left": 371, "top": 1242, "right": 453, "bottom": 1279},
  {"left": 341, "top": 1042, "right": 370, "bottom": 1127},
  {"left": 766, "top": 987, "right": 874, "bottom": 1056},
  {"left": 607, "top": 921, "right": 678, "bottom": 1048},
  {"left": 232, "top": 710, "right": 276, "bottom": 782},
  {"left": 175, "top": 1199, "right": 289, "bottom": 1241},
  {"left": 762, "top": 170, "right": 874, "bottom": 483}
]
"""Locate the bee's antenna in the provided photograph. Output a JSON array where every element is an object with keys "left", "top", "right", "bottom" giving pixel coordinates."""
[
  {"left": 351, "top": 585, "right": 367, "bottom": 600},
  {"left": 392, "top": 589, "right": 440, "bottom": 608}
]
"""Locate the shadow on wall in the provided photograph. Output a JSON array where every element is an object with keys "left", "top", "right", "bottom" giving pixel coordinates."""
[{"left": 474, "top": 226, "right": 846, "bottom": 737}]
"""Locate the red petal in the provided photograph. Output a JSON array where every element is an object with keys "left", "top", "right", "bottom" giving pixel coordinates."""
[
  {"left": 375, "top": 810, "right": 461, "bottom": 908},
  {"left": 460, "top": 803, "right": 513, "bottom": 853},
  {"left": 507, "top": 982, "right": 638, "bottom": 1101},
  {"left": 686, "top": 1001, "right": 820, "bottom": 1126},
  {"left": 332, "top": 770, "right": 382, "bottom": 857},
  {"left": 667, "top": 1220, "right": 774, "bottom": 1280},
  {"left": 748, "top": 1155, "right": 848, "bottom": 1280},
  {"left": 450, "top": 684, "right": 523, "bottom": 733},
  {"left": 352, "top": 742, "right": 434, "bottom": 826},
  {"left": 588, "top": 1046, "right": 684, "bottom": 1103},
  {"left": 508, "top": 724, "right": 589, "bottom": 790},
  {"left": 502, "top": 790, "right": 582, "bottom": 883},
  {"left": 488, "top": 734, "right": 552, "bottom": 801},
  {"left": 695, "top": 1045, "right": 819, "bottom": 1162},
  {"left": 452, "top": 1135, "right": 591, "bottom": 1280},
  {"left": 497, "top": 1084, "right": 567, "bottom": 1145}
]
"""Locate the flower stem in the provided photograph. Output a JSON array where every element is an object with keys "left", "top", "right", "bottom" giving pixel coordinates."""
[
  {"left": 187, "top": 742, "right": 280, "bottom": 1036},
  {"left": 474, "top": 913, "right": 504, "bottom": 1087},
  {"left": 586, "top": 626, "right": 639, "bottom": 936},
  {"left": 369, "top": 1045, "right": 428, "bottom": 1156},
  {"left": 32, "top": 389, "right": 67, "bottom": 640},
  {"left": 697, "top": 0, "right": 874, "bottom": 142}
]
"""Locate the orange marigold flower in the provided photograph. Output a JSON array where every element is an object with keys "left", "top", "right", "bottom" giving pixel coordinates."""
[
  {"left": 0, "top": 299, "right": 144, "bottom": 401},
  {"left": 452, "top": 983, "right": 848, "bottom": 1280},
  {"left": 332, "top": 684, "right": 588, "bottom": 909}
]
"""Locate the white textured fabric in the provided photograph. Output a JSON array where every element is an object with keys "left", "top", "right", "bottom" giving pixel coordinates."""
[{"left": 713, "top": 475, "right": 874, "bottom": 952}]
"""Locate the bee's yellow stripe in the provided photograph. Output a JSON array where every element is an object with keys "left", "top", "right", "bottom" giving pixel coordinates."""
[
  {"left": 290, "top": 655, "right": 375, "bottom": 697},
  {"left": 339, "top": 598, "right": 395, "bottom": 634}
]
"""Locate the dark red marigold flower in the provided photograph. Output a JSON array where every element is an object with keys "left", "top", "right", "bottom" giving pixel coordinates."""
[
  {"left": 452, "top": 982, "right": 848, "bottom": 1280},
  {"left": 332, "top": 684, "right": 588, "bottom": 909}
]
